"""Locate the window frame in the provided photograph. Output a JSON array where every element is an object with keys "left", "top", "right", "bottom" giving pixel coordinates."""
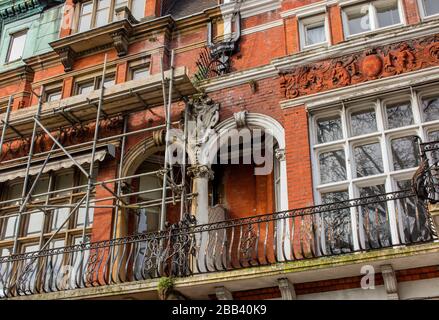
[
  {"left": 341, "top": 0, "right": 405, "bottom": 39},
  {"left": 299, "top": 13, "right": 329, "bottom": 50},
  {"left": 418, "top": 0, "right": 439, "bottom": 20},
  {"left": 5, "top": 29, "right": 28, "bottom": 63}
]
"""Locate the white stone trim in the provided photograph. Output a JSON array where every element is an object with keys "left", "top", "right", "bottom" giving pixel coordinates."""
[
  {"left": 241, "top": 19, "right": 283, "bottom": 36},
  {"left": 281, "top": 0, "right": 337, "bottom": 19},
  {"left": 277, "top": 278, "right": 297, "bottom": 300}
]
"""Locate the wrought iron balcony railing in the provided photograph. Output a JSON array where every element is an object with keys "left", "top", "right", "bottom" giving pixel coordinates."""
[{"left": 0, "top": 190, "right": 437, "bottom": 298}]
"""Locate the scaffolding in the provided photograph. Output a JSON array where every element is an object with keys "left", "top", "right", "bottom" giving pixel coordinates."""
[{"left": 0, "top": 50, "right": 198, "bottom": 256}]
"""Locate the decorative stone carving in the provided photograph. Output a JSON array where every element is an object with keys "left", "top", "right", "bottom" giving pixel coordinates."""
[
  {"left": 233, "top": 110, "right": 247, "bottom": 128},
  {"left": 280, "top": 35, "right": 439, "bottom": 99},
  {"left": 0, "top": 116, "right": 123, "bottom": 162},
  {"left": 381, "top": 264, "right": 399, "bottom": 300},
  {"left": 215, "top": 286, "right": 233, "bottom": 300},
  {"left": 187, "top": 165, "right": 214, "bottom": 180},
  {"left": 187, "top": 93, "right": 220, "bottom": 164},
  {"left": 152, "top": 129, "right": 165, "bottom": 146},
  {"left": 57, "top": 47, "right": 76, "bottom": 72},
  {"left": 275, "top": 148, "right": 285, "bottom": 161},
  {"left": 111, "top": 29, "right": 130, "bottom": 57},
  {"left": 277, "top": 278, "right": 296, "bottom": 300}
]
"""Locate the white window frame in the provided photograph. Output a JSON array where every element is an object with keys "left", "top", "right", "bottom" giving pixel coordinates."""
[
  {"left": 299, "top": 13, "right": 330, "bottom": 50},
  {"left": 341, "top": 0, "right": 405, "bottom": 39},
  {"left": 310, "top": 85, "right": 439, "bottom": 249},
  {"left": 5, "top": 29, "right": 28, "bottom": 63},
  {"left": 418, "top": 0, "right": 439, "bottom": 20}
]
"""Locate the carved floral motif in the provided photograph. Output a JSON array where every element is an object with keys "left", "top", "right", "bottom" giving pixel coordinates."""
[
  {"left": 0, "top": 116, "right": 123, "bottom": 162},
  {"left": 280, "top": 35, "right": 439, "bottom": 99}
]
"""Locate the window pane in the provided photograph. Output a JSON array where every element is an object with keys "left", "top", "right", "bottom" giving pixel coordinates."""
[
  {"left": 386, "top": 102, "right": 413, "bottom": 129},
  {"left": 423, "top": 0, "right": 439, "bottom": 16},
  {"left": 345, "top": 7, "right": 370, "bottom": 35},
  {"left": 391, "top": 136, "right": 420, "bottom": 170},
  {"left": 396, "top": 180, "right": 432, "bottom": 242},
  {"left": 54, "top": 172, "right": 74, "bottom": 196},
  {"left": 76, "top": 207, "right": 94, "bottom": 227},
  {"left": 0, "top": 247, "right": 11, "bottom": 257},
  {"left": 422, "top": 96, "right": 439, "bottom": 122},
  {"left": 47, "top": 91, "right": 62, "bottom": 103},
  {"left": 131, "top": 0, "right": 145, "bottom": 20},
  {"left": 428, "top": 130, "right": 439, "bottom": 163},
  {"left": 354, "top": 143, "right": 383, "bottom": 177},
  {"left": 8, "top": 183, "right": 23, "bottom": 206},
  {"left": 51, "top": 208, "right": 70, "bottom": 231},
  {"left": 351, "top": 109, "right": 377, "bottom": 136},
  {"left": 132, "top": 67, "right": 149, "bottom": 80},
  {"left": 31, "top": 178, "right": 49, "bottom": 201},
  {"left": 1, "top": 215, "right": 17, "bottom": 240},
  {"left": 317, "top": 116, "right": 343, "bottom": 143},
  {"left": 305, "top": 23, "right": 326, "bottom": 46},
  {"left": 26, "top": 211, "right": 44, "bottom": 235},
  {"left": 319, "top": 150, "right": 346, "bottom": 184},
  {"left": 7, "top": 32, "right": 27, "bottom": 62},
  {"left": 376, "top": 1, "right": 400, "bottom": 28},
  {"left": 78, "top": 2, "right": 93, "bottom": 32},
  {"left": 77, "top": 82, "right": 94, "bottom": 95},
  {"left": 321, "top": 191, "right": 352, "bottom": 253},
  {"left": 95, "top": 0, "right": 110, "bottom": 27},
  {"left": 358, "top": 185, "right": 391, "bottom": 248}
]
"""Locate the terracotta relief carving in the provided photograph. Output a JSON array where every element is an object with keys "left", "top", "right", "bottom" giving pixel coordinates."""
[
  {"left": 280, "top": 35, "right": 439, "bottom": 99},
  {"left": 0, "top": 116, "right": 123, "bottom": 162}
]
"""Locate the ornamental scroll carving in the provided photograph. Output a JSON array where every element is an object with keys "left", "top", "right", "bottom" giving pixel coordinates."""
[
  {"left": 0, "top": 116, "right": 123, "bottom": 162},
  {"left": 280, "top": 35, "right": 439, "bottom": 99}
]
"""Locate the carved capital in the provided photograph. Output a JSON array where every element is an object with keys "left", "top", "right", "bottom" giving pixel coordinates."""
[
  {"left": 233, "top": 110, "right": 247, "bottom": 128},
  {"left": 57, "top": 47, "right": 76, "bottom": 72},
  {"left": 188, "top": 165, "right": 214, "bottom": 180},
  {"left": 381, "top": 264, "right": 399, "bottom": 300},
  {"left": 277, "top": 278, "right": 296, "bottom": 300},
  {"left": 111, "top": 29, "right": 130, "bottom": 57}
]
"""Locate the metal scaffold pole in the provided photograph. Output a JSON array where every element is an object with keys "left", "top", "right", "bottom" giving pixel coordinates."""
[
  {"left": 0, "top": 95, "right": 13, "bottom": 156},
  {"left": 160, "top": 49, "right": 175, "bottom": 231}
]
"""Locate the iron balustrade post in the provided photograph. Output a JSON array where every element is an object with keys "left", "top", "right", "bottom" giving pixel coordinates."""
[{"left": 82, "top": 54, "right": 108, "bottom": 241}]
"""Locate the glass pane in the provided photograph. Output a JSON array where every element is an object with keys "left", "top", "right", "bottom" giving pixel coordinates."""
[
  {"left": 423, "top": 0, "right": 439, "bottom": 16},
  {"left": 1, "top": 215, "right": 17, "bottom": 240},
  {"left": 351, "top": 109, "right": 377, "bottom": 136},
  {"left": 391, "top": 136, "right": 420, "bottom": 170},
  {"left": 428, "top": 130, "right": 439, "bottom": 163},
  {"left": 8, "top": 183, "right": 23, "bottom": 206},
  {"left": 31, "top": 178, "right": 49, "bottom": 201},
  {"left": 305, "top": 23, "right": 326, "bottom": 46},
  {"left": 346, "top": 7, "right": 370, "bottom": 35},
  {"left": 131, "top": 0, "right": 145, "bottom": 20},
  {"left": 422, "top": 96, "right": 439, "bottom": 122},
  {"left": 376, "top": 1, "right": 400, "bottom": 28},
  {"left": 316, "top": 116, "right": 343, "bottom": 143},
  {"left": 76, "top": 206, "right": 94, "bottom": 227},
  {"left": 319, "top": 150, "right": 346, "bottom": 184},
  {"left": 386, "top": 102, "right": 413, "bottom": 129},
  {"left": 0, "top": 247, "right": 11, "bottom": 257},
  {"left": 78, "top": 2, "right": 93, "bottom": 32},
  {"left": 321, "top": 191, "right": 352, "bottom": 253},
  {"left": 132, "top": 68, "right": 149, "bottom": 80},
  {"left": 77, "top": 82, "right": 94, "bottom": 95},
  {"left": 95, "top": 0, "right": 110, "bottom": 27},
  {"left": 51, "top": 208, "right": 70, "bottom": 231},
  {"left": 354, "top": 143, "right": 383, "bottom": 177},
  {"left": 7, "top": 32, "right": 27, "bottom": 62},
  {"left": 358, "top": 185, "right": 391, "bottom": 248},
  {"left": 54, "top": 172, "right": 74, "bottom": 196},
  {"left": 47, "top": 91, "right": 62, "bottom": 102},
  {"left": 26, "top": 211, "right": 44, "bottom": 235},
  {"left": 396, "top": 180, "right": 432, "bottom": 243}
]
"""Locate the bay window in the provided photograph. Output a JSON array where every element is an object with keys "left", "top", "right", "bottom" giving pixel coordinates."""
[
  {"left": 342, "top": 0, "right": 403, "bottom": 38},
  {"left": 76, "top": 0, "right": 145, "bottom": 33},
  {"left": 311, "top": 86, "right": 439, "bottom": 250}
]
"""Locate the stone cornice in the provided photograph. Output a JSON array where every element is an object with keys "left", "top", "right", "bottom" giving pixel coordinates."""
[
  {"left": 0, "top": 65, "right": 34, "bottom": 88},
  {"left": 0, "top": 0, "right": 64, "bottom": 21}
]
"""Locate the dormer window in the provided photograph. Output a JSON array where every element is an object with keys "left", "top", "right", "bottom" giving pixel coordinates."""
[
  {"left": 6, "top": 30, "right": 27, "bottom": 63},
  {"left": 76, "top": 0, "right": 145, "bottom": 33}
]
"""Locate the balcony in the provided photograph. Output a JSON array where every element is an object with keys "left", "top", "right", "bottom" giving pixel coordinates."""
[{"left": 0, "top": 189, "right": 437, "bottom": 299}]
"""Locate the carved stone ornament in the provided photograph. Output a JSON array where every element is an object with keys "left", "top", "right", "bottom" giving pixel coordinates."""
[
  {"left": 57, "top": 47, "right": 76, "bottom": 72},
  {"left": 275, "top": 148, "right": 285, "bottom": 161},
  {"left": 152, "top": 129, "right": 165, "bottom": 146},
  {"left": 233, "top": 110, "right": 248, "bottom": 128},
  {"left": 0, "top": 116, "right": 123, "bottom": 162},
  {"left": 187, "top": 164, "right": 214, "bottom": 180},
  {"left": 111, "top": 29, "right": 130, "bottom": 57},
  {"left": 186, "top": 93, "right": 220, "bottom": 164},
  {"left": 280, "top": 35, "right": 439, "bottom": 99}
]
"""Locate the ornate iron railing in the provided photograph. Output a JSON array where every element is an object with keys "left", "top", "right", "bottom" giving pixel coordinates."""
[{"left": 0, "top": 190, "right": 436, "bottom": 298}]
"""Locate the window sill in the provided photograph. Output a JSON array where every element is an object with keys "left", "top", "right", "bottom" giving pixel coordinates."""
[
  {"left": 300, "top": 42, "right": 329, "bottom": 53},
  {"left": 345, "top": 23, "right": 405, "bottom": 41}
]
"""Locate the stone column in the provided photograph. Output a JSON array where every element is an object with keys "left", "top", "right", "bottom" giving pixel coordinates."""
[{"left": 188, "top": 165, "right": 214, "bottom": 224}]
